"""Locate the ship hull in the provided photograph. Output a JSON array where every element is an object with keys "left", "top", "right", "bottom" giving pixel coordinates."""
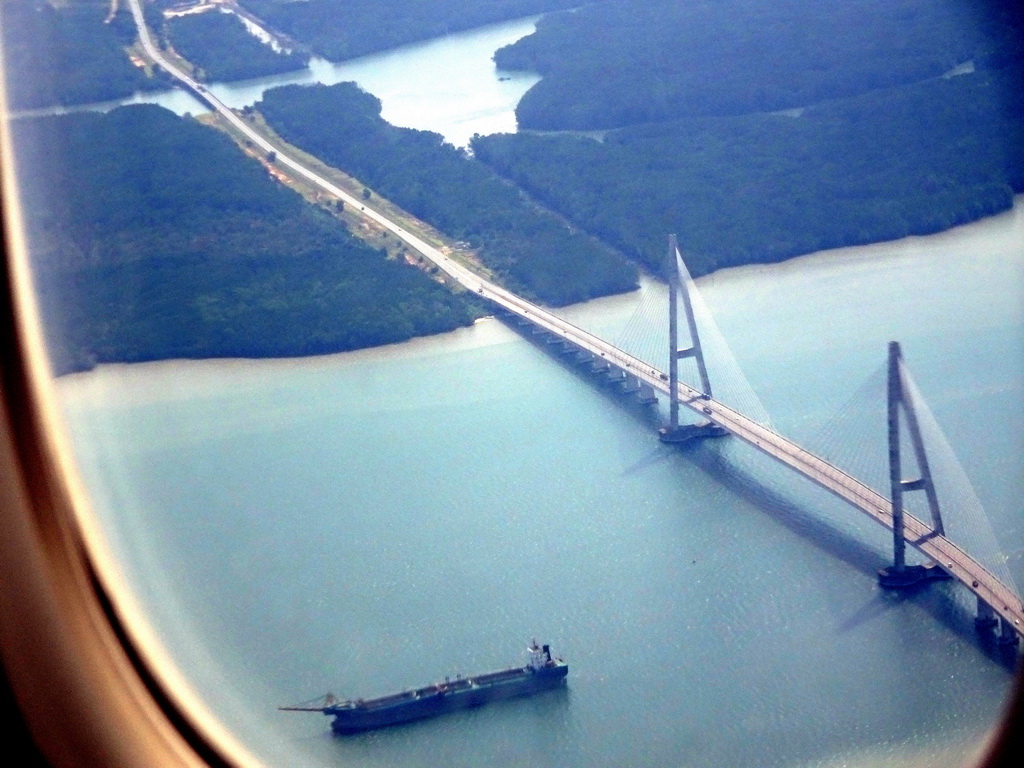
[{"left": 325, "top": 664, "right": 568, "bottom": 734}]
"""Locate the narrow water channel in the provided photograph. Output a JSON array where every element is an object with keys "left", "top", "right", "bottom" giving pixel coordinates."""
[{"left": 15, "top": 14, "right": 541, "bottom": 148}]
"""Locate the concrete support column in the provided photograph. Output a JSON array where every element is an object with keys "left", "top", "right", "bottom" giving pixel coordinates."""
[
  {"left": 998, "top": 618, "right": 1021, "bottom": 647},
  {"left": 976, "top": 598, "right": 998, "bottom": 632},
  {"left": 888, "top": 341, "right": 907, "bottom": 575},
  {"left": 662, "top": 234, "right": 714, "bottom": 442},
  {"left": 668, "top": 236, "right": 680, "bottom": 431},
  {"left": 878, "top": 342, "right": 950, "bottom": 589},
  {"left": 638, "top": 384, "right": 658, "bottom": 405}
]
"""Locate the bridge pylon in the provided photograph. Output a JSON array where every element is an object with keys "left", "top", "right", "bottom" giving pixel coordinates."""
[
  {"left": 878, "top": 341, "right": 952, "bottom": 589},
  {"left": 659, "top": 235, "right": 726, "bottom": 444}
]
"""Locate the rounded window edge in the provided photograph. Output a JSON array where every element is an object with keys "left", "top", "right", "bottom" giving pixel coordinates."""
[{"left": 0, "top": 79, "right": 258, "bottom": 768}]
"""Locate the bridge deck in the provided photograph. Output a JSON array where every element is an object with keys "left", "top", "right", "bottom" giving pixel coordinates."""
[
  {"left": 128, "top": 0, "right": 1022, "bottom": 640},
  {"left": 490, "top": 289, "right": 1024, "bottom": 640}
]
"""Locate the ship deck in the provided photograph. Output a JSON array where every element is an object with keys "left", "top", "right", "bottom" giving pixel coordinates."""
[{"left": 338, "top": 666, "right": 536, "bottom": 712}]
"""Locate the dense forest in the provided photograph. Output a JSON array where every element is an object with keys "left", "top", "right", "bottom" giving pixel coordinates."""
[
  {"left": 166, "top": 10, "right": 309, "bottom": 82},
  {"left": 7, "top": 0, "right": 1024, "bottom": 365},
  {"left": 0, "top": 0, "right": 161, "bottom": 110},
  {"left": 473, "top": 66, "right": 1024, "bottom": 276},
  {"left": 12, "top": 105, "right": 477, "bottom": 374},
  {"left": 256, "top": 83, "right": 637, "bottom": 305},
  {"left": 495, "top": 0, "right": 1024, "bottom": 130},
  {"left": 236, "top": 0, "right": 582, "bottom": 61}
]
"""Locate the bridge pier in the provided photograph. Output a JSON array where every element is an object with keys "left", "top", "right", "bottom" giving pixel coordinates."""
[
  {"left": 620, "top": 375, "right": 657, "bottom": 405},
  {"left": 555, "top": 341, "right": 577, "bottom": 356},
  {"left": 637, "top": 384, "right": 658, "bottom": 405},
  {"left": 879, "top": 341, "right": 950, "bottom": 590},
  {"left": 666, "top": 236, "right": 711, "bottom": 431},
  {"left": 877, "top": 562, "right": 951, "bottom": 589},
  {"left": 998, "top": 617, "right": 1021, "bottom": 647},
  {"left": 658, "top": 421, "right": 729, "bottom": 444},
  {"left": 515, "top": 325, "right": 659, "bottom": 407},
  {"left": 659, "top": 235, "right": 722, "bottom": 443},
  {"left": 974, "top": 598, "right": 1020, "bottom": 647},
  {"left": 606, "top": 368, "right": 627, "bottom": 385},
  {"left": 976, "top": 598, "right": 999, "bottom": 632}
]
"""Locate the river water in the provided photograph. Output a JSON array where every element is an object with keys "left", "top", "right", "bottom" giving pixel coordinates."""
[
  {"left": 43, "top": 13, "right": 1024, "bottom": 768},
  {"left": 56, "top": 199, "right": 1024, "bottom": 768},
  {"left": 25, "top": 15, "right": 541, "bottom": 149}
]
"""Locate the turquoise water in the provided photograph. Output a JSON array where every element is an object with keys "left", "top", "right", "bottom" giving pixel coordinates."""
[{"left": 57, "top": 200, "right": 1024, "bottom": 768}]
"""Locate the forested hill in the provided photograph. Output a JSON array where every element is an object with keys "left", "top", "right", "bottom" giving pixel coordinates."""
[
  {"left": 256, "top": 82, "right": 637, "bottom": 305},
  {"left": 236, "top": 0, "right": 582, "bottom": 61},
  {"left": 0, "top": 0, "right": 161, "bottom": 110},
  {"left": 473, "top": 65, "right": 1024, "bottom": 277},
  {"left": 13, "top": 106, "right": 477, "bottom": 374},
  {"left": 495, "top": 0, "right": 1024, "bottom": 130},
  {"left": 165, "top": 10, "right": 309, "bottom": 82}
]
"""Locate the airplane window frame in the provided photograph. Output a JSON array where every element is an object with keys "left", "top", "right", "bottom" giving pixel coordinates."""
[{"left": 0, "top": 78, "right": 247, "bottom": 767}]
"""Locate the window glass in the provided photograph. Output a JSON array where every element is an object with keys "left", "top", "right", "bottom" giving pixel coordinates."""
[{"left": 2, "top": 2, "right": 1022, "bottom": 767}]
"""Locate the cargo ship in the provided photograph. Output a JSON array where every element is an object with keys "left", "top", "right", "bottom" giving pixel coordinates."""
[{"left": 280, "top": 641, "right": 568, "bottom": 734}]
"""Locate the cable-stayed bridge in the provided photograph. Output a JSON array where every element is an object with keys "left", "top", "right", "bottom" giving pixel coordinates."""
[
  {"left": 126, "top": 0, "right": 1022, "bottom": 647},
  {"left": 354, "top": 214, "right": 1024, "bottom": 647},
  {"left": 489, "top": 239, "right": 1023, "bottom": 648}
]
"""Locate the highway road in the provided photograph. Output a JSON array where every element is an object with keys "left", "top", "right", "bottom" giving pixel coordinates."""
[{"left": 126, "top": 0, "right": 1023, "bottom": 640}]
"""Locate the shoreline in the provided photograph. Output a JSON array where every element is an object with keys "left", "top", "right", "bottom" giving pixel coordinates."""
[
  {"left": 698, "top": 193, "right": 1024, "bottom": 289},
  {"left": 10, "top": 13, "right": 543, "bottom": 130},
  {"left": 54, "top": 193, "right": 1023, "bottom": 380},
  {"left": 53, "top": 316, "right": 515, "bottom": 407}
]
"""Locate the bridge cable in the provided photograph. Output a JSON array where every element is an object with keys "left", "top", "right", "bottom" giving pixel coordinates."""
[
  {"left": 806, "top": 362, "right": 1018, "bottom": 591},
  {"left": 675, "top": 256, "right": 775, "bottom": 430}
]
